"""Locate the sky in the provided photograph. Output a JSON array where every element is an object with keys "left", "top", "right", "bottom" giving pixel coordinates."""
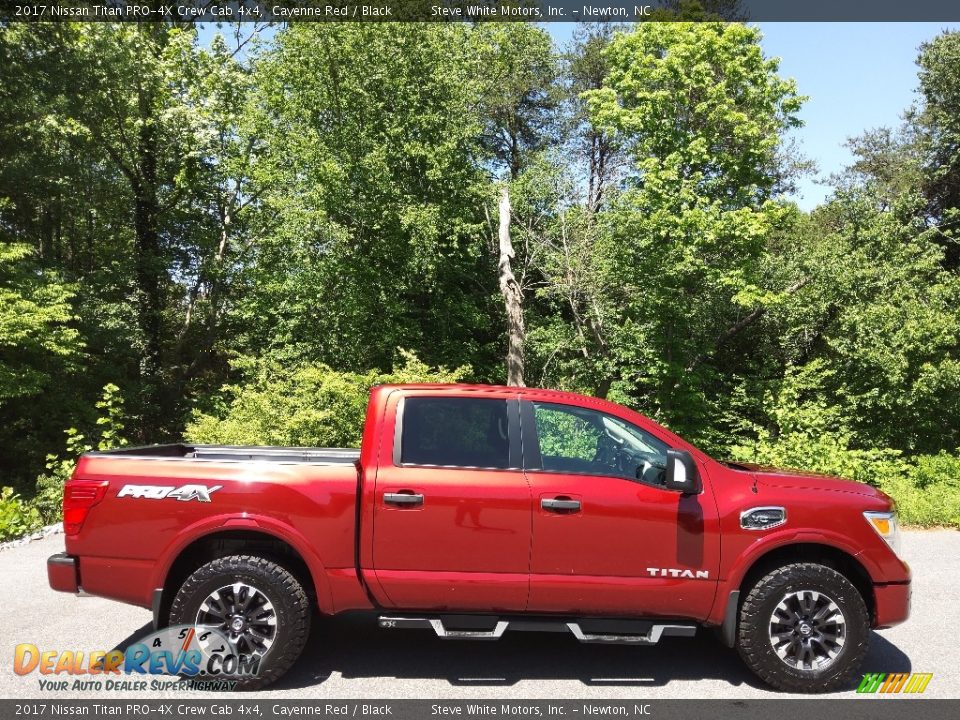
[
  {"left": 200, "top": 22, "right": 958, "bottom": 211},
  {"left": 547, "top": 22, "right": 958, "bottom": 209}
]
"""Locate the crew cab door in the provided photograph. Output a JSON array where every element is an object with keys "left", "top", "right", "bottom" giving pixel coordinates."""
[
  {"left": 521, "top": 398, "right": 720, "bottom": 619},
  {"left": 369, "top": 392, "right": 531, "bottom": 612}
]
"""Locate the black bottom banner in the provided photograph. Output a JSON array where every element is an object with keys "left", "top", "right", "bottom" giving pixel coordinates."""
[{"left": 4, "top": 700, "right": 959, "bottom": 720}]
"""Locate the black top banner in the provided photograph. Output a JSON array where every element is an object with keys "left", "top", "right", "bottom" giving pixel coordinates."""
[{"left": 4, "top": 0, "right": 960, "bottom": 23}]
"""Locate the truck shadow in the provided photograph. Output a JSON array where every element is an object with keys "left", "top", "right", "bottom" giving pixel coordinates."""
[{"left": 270, "top": 612, "right": 912, "bottom": 693}]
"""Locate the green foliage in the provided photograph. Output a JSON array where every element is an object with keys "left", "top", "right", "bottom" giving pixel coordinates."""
[
  {"left": 0, "top": 487, "right": 43, "bottom": 542},
  {"left": 534, "top": 405, "right": 604, "bottom": 461},
  {"left": 2, "top": 22, "right": 960, "bottom": 536},
  {"left": 0, "top": 242, "right": 83, "bottom": 488},
  {"left": 0, "top": 243, "right": 81, "bottom": 401},
  {"left": 537, "top": 23, "right": 804, "bottom": 441},
  {"left": 729, "top": 365, "right": 960, "bottom": 528},
  {"left": 729, "top": 362, "right": 908, "bottom": 487},
  {"left": 885, "top": 454, "right": 960, "bottom": 528},
  {"left": 239, "top": 24, "right": 500, "bottom": 375},
  {"left": 33, "top": 384, "right": 128, "bottom": 524},
  {"left": 913, "top": 31, "right": 960, "bottom": 226},
  {"left": 188, "top": 351, "right": 469, "bottom": 448}
]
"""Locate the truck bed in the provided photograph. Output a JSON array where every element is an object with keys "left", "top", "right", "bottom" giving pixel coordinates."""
[{"left": 88, "top": 443, "right": 361, "bottom": 465}]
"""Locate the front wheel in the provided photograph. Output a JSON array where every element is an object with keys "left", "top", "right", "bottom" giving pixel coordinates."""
[
  {"left": 169, "top": 554, "right": 311, "bottom": 690},
  {"left": 736, "top": 563, "right": 869, "bottom": 693}
]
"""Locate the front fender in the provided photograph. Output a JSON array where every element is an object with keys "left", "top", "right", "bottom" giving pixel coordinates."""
[{"left": 707, "top": 528, "right": 878, "bottom": 626}]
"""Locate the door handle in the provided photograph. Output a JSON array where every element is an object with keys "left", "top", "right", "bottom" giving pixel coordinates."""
[
  {"left": 384, "top": 491, "right": 424, "bottom": 507},
  {"left": 541, "top": 497, "right": 581, "bottom": 512}
]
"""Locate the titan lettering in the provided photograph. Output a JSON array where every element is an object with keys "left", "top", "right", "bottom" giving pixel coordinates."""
[{"left": 645, "top": 567, "right": 710, "bottom": 579}]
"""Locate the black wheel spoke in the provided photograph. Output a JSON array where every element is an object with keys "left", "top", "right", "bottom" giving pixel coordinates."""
[
  {"left": 768, "top": 589, "right": 846, "bottom": 671},
  {"left": 195, "top": 582, "right": 278, "bottom": 659}
]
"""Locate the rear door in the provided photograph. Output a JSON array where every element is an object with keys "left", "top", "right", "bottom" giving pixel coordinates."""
[
  {"left": 370, "top": 392, "right": 531, "bottom": 612},
  {"left": 521, "top": 398, "right": 720, "bottom": 619}
]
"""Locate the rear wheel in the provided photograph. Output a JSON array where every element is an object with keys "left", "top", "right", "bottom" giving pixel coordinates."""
[
  {"left": 169, "top": 554, "right": 311, "bottom": 690},
  {"left": 736, "top": 563, "right": 869, "bottom": 693}
]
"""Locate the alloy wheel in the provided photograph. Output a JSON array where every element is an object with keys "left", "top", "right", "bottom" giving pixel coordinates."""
[{"left": 768, "top": 589, "right": 847, "bottom": 671}]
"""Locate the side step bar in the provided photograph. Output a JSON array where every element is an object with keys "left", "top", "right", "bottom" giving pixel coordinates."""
[
  {"left": 566, "top": 622, "right": 695, "bottom": 645},
  {"left": 379, "top": 616, "right": 509, "bottom": 640},
  {"left": 378, "top": 615, "right": 696, "bottom": 645}
]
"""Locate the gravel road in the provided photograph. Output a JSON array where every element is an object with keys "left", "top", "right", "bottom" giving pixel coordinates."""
[{"left": 1, "top": 530, "right": 957, "bottom": 699}]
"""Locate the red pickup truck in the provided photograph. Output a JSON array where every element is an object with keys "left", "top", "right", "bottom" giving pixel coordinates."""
[{"left": 47, "top": 384, "right": 910, "bottom": 692}]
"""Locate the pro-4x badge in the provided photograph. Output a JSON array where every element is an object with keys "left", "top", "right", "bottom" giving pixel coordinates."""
[{"left": 117, "top": 484, "right": 222, "bottom": 502}]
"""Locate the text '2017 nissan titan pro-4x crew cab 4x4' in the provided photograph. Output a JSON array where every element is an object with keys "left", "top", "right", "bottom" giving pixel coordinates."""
[{"left": 47, "top": 384, "right": 910, "bottom": 692}]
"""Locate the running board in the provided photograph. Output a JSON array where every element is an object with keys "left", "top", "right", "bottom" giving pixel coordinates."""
[
  {"left": 379, "top": 616, "right": 509, "bottom": 640},
  {"left": 566, "top": 622, "right": 696, "bottom": 645},
  {"left": 378, "top": 615, "right": 696, "bottom": 645}
]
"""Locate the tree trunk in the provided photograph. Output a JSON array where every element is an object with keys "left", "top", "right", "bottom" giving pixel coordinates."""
[
  {"left": 133, "top": 86, "right": 166, "bottom": 440},
  {"left": 498, "top": 186, "right": 525, "bottom": 387}
]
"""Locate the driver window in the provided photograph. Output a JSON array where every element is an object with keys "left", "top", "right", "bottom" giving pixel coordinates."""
[{"left": 531, "top": 402, "right": 669, "bottom": 485}]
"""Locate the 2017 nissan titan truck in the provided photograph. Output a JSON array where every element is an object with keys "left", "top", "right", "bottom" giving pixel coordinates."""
[{"left": 47, "top": 384, "right": 911, "bottom": 692}]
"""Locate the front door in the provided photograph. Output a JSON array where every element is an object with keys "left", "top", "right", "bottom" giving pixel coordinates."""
[
  {"left": 371, "top": 393, "right": 531, "bottom": 612},
  {"left": 521, "top": 398, "right": 720, "bottom": 619}
]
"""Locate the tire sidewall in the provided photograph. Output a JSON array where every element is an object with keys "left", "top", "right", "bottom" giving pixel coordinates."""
[
  {"left": 169, "top": 557, "right": 309, "bottom": 684},
  {"left": 739, "top": 564, "right": 869, "bottom": 691}
]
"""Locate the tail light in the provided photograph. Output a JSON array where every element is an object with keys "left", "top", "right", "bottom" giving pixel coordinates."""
[{"left": 63, "top": 481, "right": 109, "bottom": 535}]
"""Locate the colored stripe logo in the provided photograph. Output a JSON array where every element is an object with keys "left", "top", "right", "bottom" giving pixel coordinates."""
[{"left": 857, "top": 672, "right": 933, "bottom": 694}]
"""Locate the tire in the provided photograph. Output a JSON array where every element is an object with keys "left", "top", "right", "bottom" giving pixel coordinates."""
[
  {"left": 736, "top": 563, "right": 869, "bottom": 693},
  {"left": 169, "top": 554, "right": 311, "bottom": 690}
]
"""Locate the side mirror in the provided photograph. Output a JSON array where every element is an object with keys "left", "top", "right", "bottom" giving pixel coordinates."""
[{"left": 664, "top": 449, "right": 701, "bottom": 494}]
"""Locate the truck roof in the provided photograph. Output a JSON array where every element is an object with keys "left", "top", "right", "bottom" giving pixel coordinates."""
[{"left": 374, "top": 382, "right": 597, "bottom": 403}]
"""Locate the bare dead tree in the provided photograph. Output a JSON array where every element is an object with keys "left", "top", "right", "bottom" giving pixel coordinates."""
[{"left": 498, "top": 187, "right": 526, "bottom": 386}]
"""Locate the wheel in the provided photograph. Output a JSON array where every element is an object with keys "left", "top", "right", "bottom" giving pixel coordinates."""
[
  {"left": 736, "top": 563, "right": 869, "bottom": 693},
  {"left": 169, "top": 554, "right": 311, "bottom": 690}
]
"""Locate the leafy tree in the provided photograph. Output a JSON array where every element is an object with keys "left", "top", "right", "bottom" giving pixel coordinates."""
[
  {"left": 913, "top": 32, "right": 960, "bottom": 222},
  {"left": 551, "top": 23, "right": 803, "bottom": 442},
  {"left": 752, "top": 189, "right": 960, "bottom": 455},
  {"left": 188, "top": 351, "right": 469, "bottom": 448},
  {"left": 235, "top": 24, "right": 499, "bottom": 377},
  {"left": 63, "top": 25, "right": 257, "bottom": 436},
  {"left": 0, "top": 243, "right": 81, "bottom": 485},
  {"left": 0, "top": 244, "right": 80, "bottom": 401},
  {"left": 562, "top": 24, "right": 625, "bottom": 215},
  {"left": 0, "top": 20, "right": 959, "bottom": 536},
  {"left": 34, "top": 383, "right": 128, "bottom": 523},
  {"left": 0, "top": 487, "right": 42, "bottom": 542}
]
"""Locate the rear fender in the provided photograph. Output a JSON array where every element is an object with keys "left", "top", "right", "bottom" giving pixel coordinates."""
[{"left": 151, "top": 514, "right": 335, "bottom": 614}]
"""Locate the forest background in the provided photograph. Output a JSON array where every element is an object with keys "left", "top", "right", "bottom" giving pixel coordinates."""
[{"left": 2, "top": 10, "right": 960, "bottom": 538}]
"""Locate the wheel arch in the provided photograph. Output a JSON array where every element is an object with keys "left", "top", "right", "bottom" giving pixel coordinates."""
[
  {"left": 717, "top": 541, "right": 875, "bottom": 647},
  {"left": 155, "top": 525, "right": 333, "bottom": 626},
  {"left": 737, "top": 543, "right": 874, "bottom": 617}
]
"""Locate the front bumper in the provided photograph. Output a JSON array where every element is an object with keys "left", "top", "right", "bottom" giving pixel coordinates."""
[
  {"left": 47, "top": 553, "right": 80, "bottom": 593},
  {"left": 874, "top": 581, "right": 911, "bottom": 628}
]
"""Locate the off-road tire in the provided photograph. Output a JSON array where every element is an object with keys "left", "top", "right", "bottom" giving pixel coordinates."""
[
  {"left": 169, "top": 554, "right": 311, "bottom": 690},
  {"left": 737, "top": 563, "right": 869, "bottom": 693}
]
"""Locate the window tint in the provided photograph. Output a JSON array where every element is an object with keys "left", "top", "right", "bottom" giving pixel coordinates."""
[
  {"left": 400, "top": 397, "right": 510, "bottom": 469},
  {"left": 531, "top": 402, "right": 669, "bottom": 485}
]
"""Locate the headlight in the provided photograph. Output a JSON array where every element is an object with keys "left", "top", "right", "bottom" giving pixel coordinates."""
[{"left": 864, "top": 510, "right": 901, "bottom": 558}]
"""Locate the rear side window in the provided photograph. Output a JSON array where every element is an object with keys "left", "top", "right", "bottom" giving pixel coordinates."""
[{"left": 400, "top": 397, "right": 510, "bottom": 469}]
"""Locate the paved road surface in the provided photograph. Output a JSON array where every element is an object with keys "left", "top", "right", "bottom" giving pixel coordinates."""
[{"left": 1, "top": 531, "right": 957, "bottom": 699}]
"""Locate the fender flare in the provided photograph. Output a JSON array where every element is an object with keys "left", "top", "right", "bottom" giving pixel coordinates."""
[
  {"left": 150, "top": 514, "right": 336, "bottom": 615},
  {"left": 710, "top": 528, "right": 877, "bottom": 631}
]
